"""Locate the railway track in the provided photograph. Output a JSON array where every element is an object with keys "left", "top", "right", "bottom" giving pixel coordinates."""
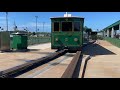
[
  {"left": 0, "top": 50, "right": 67, "bottom": 78},
  {"left": 16, "top": 51, "right": 81, "bottom": 78},
  {"left": 0, "top": 50, "right": 81, "bottom": 78},
  {"left": 61, "top": 51, "right": 81, "bottom": 78},
  {"left": 0, "top": 41, "right": 95, "bottom": 78}
]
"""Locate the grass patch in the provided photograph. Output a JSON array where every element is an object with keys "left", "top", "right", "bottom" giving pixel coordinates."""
[{"left": 104, "top": 37, "right": 120, "bottom": 48}]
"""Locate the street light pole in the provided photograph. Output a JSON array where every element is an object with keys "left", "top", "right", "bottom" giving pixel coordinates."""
[
  {"left": 6, "top": 12, "right": 8, "bottom": 31},
  {"left": 35, "top": 16, "right": 38, "bottom": 36},
  {"left": 43, "top": 22, "right": 45, "bottom": 32},
  {"left": 43, "top": 22, "right": 45, "bottom": 36}
]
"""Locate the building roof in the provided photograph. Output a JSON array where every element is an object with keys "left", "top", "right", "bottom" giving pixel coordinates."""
[{"left": 103, "top": 20, "right": 120, "bottom": 30}]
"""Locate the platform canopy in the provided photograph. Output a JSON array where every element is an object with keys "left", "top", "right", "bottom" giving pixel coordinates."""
[{"left": 103, "top": 20, "right": 120, "bottom": 31}]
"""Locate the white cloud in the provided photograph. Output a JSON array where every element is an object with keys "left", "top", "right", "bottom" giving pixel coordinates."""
[
  {"left": 0, "top": 18, "right": 13, "bottom": 31},
  {"left": 16, "top": 22, "right": 51, "bottom": 32},
  {"left": 18, "top": 22, "right": 51, "bottom": 29},
  {"left": 28, "top": 22, "right": 51, "bottom": 27},
  {"left": 0, "top": 16, "right": 11, "bottom": 26},
  {"left": 0, "top": 19, "right": 51, "bottom": 31},
  {"left": 0, "top": 16, "right": 6, "bottom": 20},
  {"left": 0, "top": 21, "right": 6, "bottom": 25}
]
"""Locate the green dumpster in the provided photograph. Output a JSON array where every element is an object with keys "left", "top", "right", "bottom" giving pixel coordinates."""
[{"left": 11, "top": 32, "right": 28, "bottom": 50}]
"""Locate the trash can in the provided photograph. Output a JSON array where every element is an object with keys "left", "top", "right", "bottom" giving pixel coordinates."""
[{"left": 11, "top": 32, "right": 28, "bottom": 50}]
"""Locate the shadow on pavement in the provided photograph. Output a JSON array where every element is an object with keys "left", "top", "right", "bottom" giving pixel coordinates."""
[
  {"left": 81, "top": 56, "right": 91, "bottom": 78},
  {"left": 28, "top": 49, "right": 41, "bottom": 52},
  {"left": 83, "top": 43, "right": 116, "bottom": 56},
  {"left": 72, "top": 54, "right": 83, "bottom": 78},
  {"left": 73, "top": 43, "right": 116, "bottom": 78},
  {"left": 81, "top": 43, "right": 116, "bottom": 78}
]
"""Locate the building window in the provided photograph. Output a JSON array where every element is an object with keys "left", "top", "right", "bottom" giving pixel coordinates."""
[
  {"left": 62, "top": 22, "right": 72, "bottom": 31},
  {"left": 74, "top": 22, "right": 80, "bottom": 31},
  {"left": 54, "top": 22, "right": 59, "bottom": 31}
]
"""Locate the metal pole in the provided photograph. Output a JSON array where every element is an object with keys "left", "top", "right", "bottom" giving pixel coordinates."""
[
  {"left": 6, "top": 12, "right": 8, "bottom": 31},
  {"left": 43, "top": 22, "right": 45, "bottom": 37},
  {"left": 43, "top": 22, "right": 45, "bottom": 32},
  {"left": 35, "top": 16, "right": 38, "bottom": 36}
]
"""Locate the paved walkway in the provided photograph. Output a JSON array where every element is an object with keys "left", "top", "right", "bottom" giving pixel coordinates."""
[
  {"left": 80, "top": 40, "right": 120, "bottom": 78},
  {"left": 0, "top": 43, "right": 54, "bottom": 71},
  {"left": 28, "top": 43, "right": 51, "bottom": 50}
]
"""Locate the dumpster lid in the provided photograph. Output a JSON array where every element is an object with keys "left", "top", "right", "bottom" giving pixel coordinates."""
[{"left": 12, "top": 32, "right": 27, "bottom": 35}]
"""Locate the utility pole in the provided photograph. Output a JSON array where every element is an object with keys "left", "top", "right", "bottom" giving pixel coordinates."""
[
  {"left": 43, "top": 22, "right": 45, "bottom": 32},
  {"left": 35, "top": 16, "right": 38, "bottom": 37},
  {"left": 66, "top": 12, "right": 68, "bottom": 17},
  {"left": 97, "top": 29, "right": 99, "bottom": 32},
  {"left": 6, "top": 12, "right": 8, "bottom": 31},
  {"left": 43, "top": 22, "right": 45, "bottom": 36},
  {"left": 14, "top": 20, "right": 17, "bottom": 31}
]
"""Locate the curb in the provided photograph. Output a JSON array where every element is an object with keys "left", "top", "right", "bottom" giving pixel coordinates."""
[{"left": 79, "top": 55, "right": 91, "bottom": 78}]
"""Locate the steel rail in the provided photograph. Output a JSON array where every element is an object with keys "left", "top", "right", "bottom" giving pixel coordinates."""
[
  {"left": 0, "top": 50, "right": 66, "bottom": 78},
  {"left": 61, "top": 51, "right": 81, "bottom": 78},
  {"left": 61, "top": 41, "right": 95, "bottom": 78}
]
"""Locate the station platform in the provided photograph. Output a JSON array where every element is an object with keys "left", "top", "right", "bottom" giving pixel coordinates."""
[{"left": 79, "top": 40, "right": 120, "bottom": 78}]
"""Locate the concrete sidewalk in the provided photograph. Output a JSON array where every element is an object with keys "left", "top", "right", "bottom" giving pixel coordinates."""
[
  {"left": 79, "top": 40, "right": 120, "bottom": 78},
  {"left": 0, "top": 43, "right": 55, "bottom": 71},
  {"left": 28, "top": 43, "right": 51, "bottom": 50}
]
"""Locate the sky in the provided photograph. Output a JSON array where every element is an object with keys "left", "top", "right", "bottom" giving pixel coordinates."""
[{"left": 0, "top": 12, "right": 120, "bottom": 32}]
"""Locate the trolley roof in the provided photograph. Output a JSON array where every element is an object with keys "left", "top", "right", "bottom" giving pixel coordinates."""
[{"left": 50, "top": 16, "right": 84, "bottom": 19}]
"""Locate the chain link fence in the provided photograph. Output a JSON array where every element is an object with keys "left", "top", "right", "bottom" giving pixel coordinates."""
[
  {"left": 28, "top": 37, "right": 51, "bottom": 45},
  {"left": 10, "top": 36, "right": 51, "bottom": 47}
]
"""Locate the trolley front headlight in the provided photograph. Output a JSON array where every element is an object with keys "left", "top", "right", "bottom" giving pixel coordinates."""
[
  {"left": 55, "top": 38, "right": 58, "bottom": 41},
  {"left": 74, "top": 38, "right": 78, "bottom": 42}
]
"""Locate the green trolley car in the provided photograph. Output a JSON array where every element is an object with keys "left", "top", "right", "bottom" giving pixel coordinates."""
[{"left": 50, "top": 15, "right": 84, "bottom": 51}]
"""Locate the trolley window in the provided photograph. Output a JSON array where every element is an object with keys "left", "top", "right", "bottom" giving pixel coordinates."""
[
  {"left": 53, "top": 22, "right": 59, "bottom": 31},
  {"left": 74, "top": 22, "right": 80, "bottom": 31},
  {"left": 62, "top": 22, "right": 72, "bottom": 31}
]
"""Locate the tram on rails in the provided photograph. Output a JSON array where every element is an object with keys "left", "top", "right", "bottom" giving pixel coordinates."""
[{"left": 50, "top": 13, "right": 86, "bottom": 52}]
